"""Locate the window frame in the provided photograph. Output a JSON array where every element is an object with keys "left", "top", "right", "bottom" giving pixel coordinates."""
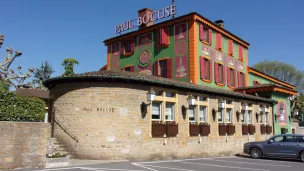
[
  {"left": 200, "top": 56, "right": 212, "bottom": 83},
  {"left": 151, "top": 101, "right": 162, "bottom": 121}
]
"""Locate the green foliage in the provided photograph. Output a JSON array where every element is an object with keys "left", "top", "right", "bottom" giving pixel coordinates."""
[
  {"left": 33, "top": 61, "right": 55, "bottom": 88},
  {"left": 253, "top": 60, "right": 304, "bottom": 91},
  {"left": 0, "top": 91, "right": 46, "bottom": 121},
  {"left": 0, "top": 80, "right": 9, "bottom": 92},
  {"left": 61, "top": 58, "right": 79, "bottom": 76}
]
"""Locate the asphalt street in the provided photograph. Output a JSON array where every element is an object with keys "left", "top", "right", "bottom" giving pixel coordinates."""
[{"left": 17, "top": 156, "right": 304, "bottom": 171}]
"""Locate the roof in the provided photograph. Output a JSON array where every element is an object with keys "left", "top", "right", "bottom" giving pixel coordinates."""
[
  {"left": 234, "top": 83, "right": 298, "bottom": 96},
  {"left": 247, "top": 67, "right": 296, "bottom": 90},
  {"left": 103, "top": 12, "right": 250, "bottom": 47},
  {"left": 14, "top": 88, "right": 49, "bottom": 99},
  {"left": 43, "top": 69, "right": 275, "bottom": 104}
]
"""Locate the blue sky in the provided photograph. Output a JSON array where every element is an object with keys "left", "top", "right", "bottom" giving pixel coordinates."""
[{"left": 1, "top": 0, "right": 303, "bottom": 78}]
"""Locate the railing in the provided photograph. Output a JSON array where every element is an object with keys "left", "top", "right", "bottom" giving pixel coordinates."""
[
  {"left": 54, "top": 119, "right": 79, "bottom": 143},
  {"left": 299, "top": 121, "right": 304, "bottom": 127}
]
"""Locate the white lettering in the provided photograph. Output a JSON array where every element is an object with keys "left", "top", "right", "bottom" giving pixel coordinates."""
[
  {"left": 157, "top": 9, "right": 165, "bottom": 19},
  {"left": 150, "top": 11, "right": 156, "bottom": 22},
  {"left": 164, "top": 6, "right": 170, "bottom": 17},
  {"left": 129, "top": 20, "right": 134, "bottom": 29},
  {"left": 115, "top": 25, "right": 120, "bottom": 33},
  {"left": 142, "top": 13, "right": 150, "bottom": 24},
  {"left": 170, "top": 4, "right": 176, "bottom": 15},
  {"left": 137, "top": 17, "right": 142, "bottom": 26}
]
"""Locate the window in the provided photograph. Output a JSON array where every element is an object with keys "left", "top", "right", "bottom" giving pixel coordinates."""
[
  {"left": 123, "top": 66, "right": 134, "bottom": 72},
  {"left": 165, "top": 92, "right": 175, "bottom": 98},
  {"left": 121, "top": 39, "right": 135, "bottom": 56},
  {"left": 200, "top": 106, "right": 207, "bottom": 122},
  {"left": 248, "top": 110, "right": 252, "bottom": 124},
  {"left": 228, "top": 40, "right": 234, "bottom": 56},
  {"left": 265, "top": 112, "right": 269, "bottom": 124},
  {"left": 158, "top": 27, "right": 170, "bottom": 46},
  {"left": 165, "top": 102, "right": 175, "bottom": 121},
  {"left": 227, "top": 68, "right": 235, "bottom": 87},
  {"left": 238, "top": 72, "right": 245, "bottom": 87},
  {"left": 253, "top": 80, "right": 260, "bottom": 86},
  {"left": 124, "top": 42, "right": 132, "bottom": 53},
  {"left": 154, "top": 59, "right": 172, "bottom": 78},
  {"left": 199, "top": 25, "right": 212, "bottom": 44},
  {"left": 226, "top": 108, "right": 232, "bottom": 123},
  {"left": 273, "top": 136, "right": 284, "bottom": 142},
  {"left": 238, "top": 45, "right": 243, "bottom": 61},
  {"left": 216, "top": 33, "right": 222, "bottom": 50},
  {"left": 260, "top": 114, "right": 264, "bottom": 124},
  {"left": 241, "top": 110, "right": 245, "bottom": 123},
  {"left": 218, "top": 64, "right": 224, "bottom": 83},
  {"left": 152, "top": 102, "right": 162, "bottom": 120},
  {"left": 189, "top": 106, "right": 196, "bottom": 122},
  {"left": 218, "top": 108, "right": 223, "bottom": 123},
  {"left": 200, "top": 57, "right": 212, "bottom": 82},
  {"left": 199, "top": 96, "right": 207, "bottom": 102}
]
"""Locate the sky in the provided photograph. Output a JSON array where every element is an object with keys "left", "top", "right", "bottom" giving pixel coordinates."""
[{"left": 1, "top": 0, "right": 304, "bottom": 78}]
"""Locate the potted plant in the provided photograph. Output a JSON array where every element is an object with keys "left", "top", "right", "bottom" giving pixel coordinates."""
[
  {"left": 166, "top": 121, "right": 178, "bottom": 137},
  {"left": 218, "top": 123, "right": 227, "bottom": 136},
  {"left": 200, "top": 122, "right": 210, "bottom": 136},
  {"left": 266, "top": 124, "right": 272, "bottom": 134},
  {"left": 260, "top": 124, "right": 266, "bottom": 134},
  {"left": 242, "top": 123, "right": 249, "bottom": 135},
  {"left": 189, "top": 122, "right": 201, "bottom": 136},
  {"left": 248, "top": 124, "right": 255, "bottom": 135},
  {"left": 152, "top": 121, "right": 166, "bottom": 137},
  {"left": 226, "top": 123, "right": 235, "bottom": 135}
]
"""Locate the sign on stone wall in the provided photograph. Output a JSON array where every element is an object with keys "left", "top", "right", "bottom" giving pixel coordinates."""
[{"left": 83, "top": 108, "right": 116, "bottom": 112}]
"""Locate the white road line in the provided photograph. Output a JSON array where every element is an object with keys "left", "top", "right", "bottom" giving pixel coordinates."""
[
  {"left": 132, "top": 163, "right": 158, "bottom": 171},
  {"left": 39, "top": 167, "right": 78, "bottom": 171},
  {"left": 209, "top": 159, "right": 291, "bottom": 167},
  {"left": 139, "top": 164, "right": 196, "bottom": 171},
  {"left": 232, "top": 157, "right": 297, "bottom": 163},
  {"left": 77, "top": 167, "right": 146, "bottom": 171},
  {"left": 180, "top": 161, "right": 270, "bottom": 171},
  {"left": 134, "top": 156, "right": 236, "bottom": 164}
]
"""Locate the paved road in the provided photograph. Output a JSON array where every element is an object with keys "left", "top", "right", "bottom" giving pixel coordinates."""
[{"left": 18, "top": 156, "right": 303, "bottom": 171}]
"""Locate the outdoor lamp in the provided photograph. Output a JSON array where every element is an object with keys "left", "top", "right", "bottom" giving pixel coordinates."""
[
  {"left": 294, "top": 109, "right": 299, "bottom": 116},
  {"left": 280, "top": 106, "right": 285, "bottom": 115},
  {"left": 242, "top": 103, "right": 248, "bottom": 111},
  {"left": 218, "top": 99, "right": 225, "bottom": 109},
  {"left": 146, "top": 88, "right": 156, "bottom": 103},
  {"left": 260, "top": 105, "right": 266, "bottom": 113},
  {"left": 187, "top": 95, "right": 196, "bottom": 106}
]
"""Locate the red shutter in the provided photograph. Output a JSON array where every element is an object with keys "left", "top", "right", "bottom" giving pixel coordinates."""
[
  {"left": 154, "top": 61, "right": 159, "bottom": 76},
  {"left": 200, "top": 57, "right": 205, "bottom": 79},
  {"left": 237, "top": 71, "right": 241, "bottom": 87},
  {"left": 223, "top": 65, "right": 226, "bottom": 85},
  {"left": 209, "top": 60, "right": 213, "bottom": 81},
  {"left": 199, "top": 25, "right": 204, "bottom": 41},
  {"left": 239, "top": 45, "right": 243, "bottom": 60},
  {"left": 234, "top": 70, "right": 237, "bottom": 87},
  {"left": 208, "top": 29, "right": 212, "bottom": 44},
  {"left": 160, "top": 27, "right": 169, "bottom": 45},
  {"left": 167, "top": 58, "right": 172, "bottom": 79},
  {"left": 130, "top": 66, "right": 135, "bottom": 72},
  {"left": 215, "top": 62, "right": 219, "bottom": 83},
  {"left": 131, "top": 39, "right": 135, "bottom": 52},
  {"left": 216, "top": 33, "right": 222, "bottom": 50},
  {"left": 121, "top": 43, "right": 125, "bottom": 55},
  {"left": 227, "top": 68, "right": 231, "bottom": 86},
  {"left": 228, "top": 40, "right": 233, "bottom": 55}
]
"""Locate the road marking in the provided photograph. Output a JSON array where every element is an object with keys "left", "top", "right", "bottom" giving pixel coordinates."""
[
  {"left": 39, "top": 167, "right": 78, "bottom": 171},
  {"left": 134, "top": 156, "right": 236, "bottom": 164},
  {"left": 77, "top": 167, "right": 146, "bottom": 171},
  {"left": 209, "top": 159, "right": 291, "bottom": 167},
  {"left": 132, "top": 163, "right": 158, "bottom": 171},
  {"left": 180, "top": 161, "right": 270, "bottom": 171},
  {"left": 233, "top": 156, "right": 298, "bottom": 163},
  {"left": 139, "top": 164, "right": 196, "bottom": 171}
]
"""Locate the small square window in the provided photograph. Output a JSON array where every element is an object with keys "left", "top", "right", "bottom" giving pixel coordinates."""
[
  {"left": 226, "top": 100, "right": 232, "bottom": 104},
  {"left": 155, "top": 91, "right": 163, "bottom": 96},
  {"left": 124, "top": 67, "right": 132, "bottom": 72},
  {"left": 199, "top": 96, "right": 207, "bottom": 101},
  {"left": 165, "top": 92, "right": 175, "bottom": 98}
]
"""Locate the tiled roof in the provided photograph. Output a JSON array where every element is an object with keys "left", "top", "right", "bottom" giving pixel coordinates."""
[{"left": 43, "top": 69, "right": 275, "bottom": 103}]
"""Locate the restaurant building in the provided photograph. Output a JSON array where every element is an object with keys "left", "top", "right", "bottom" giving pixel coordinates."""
[{"left": 44, "top": 5, "right": 297, "bottom": 160}]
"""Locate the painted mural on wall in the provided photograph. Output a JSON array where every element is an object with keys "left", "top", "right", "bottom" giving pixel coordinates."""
[
  {"left": 137, "top": 33, "right": 153, "bottom": 72},
  {"left": 174, "top": 22, "right": 188, "bottom": 79}
]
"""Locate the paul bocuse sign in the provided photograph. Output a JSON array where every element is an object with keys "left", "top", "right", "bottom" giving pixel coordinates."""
[{"left": 115, "top": 4, "right": 176, "bottom": 34}]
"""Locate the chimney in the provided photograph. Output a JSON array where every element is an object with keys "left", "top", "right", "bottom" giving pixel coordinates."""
[
  {"left": 138, "top": 8, "right": 154, "bottom": 29},
  {"left": 215, "top": 20, "right": 224, "bottom": 28}
]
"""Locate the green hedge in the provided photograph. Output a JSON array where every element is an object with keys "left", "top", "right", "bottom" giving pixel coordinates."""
[{"left": 0, "top": 91, "right": 46, "bottom": 121}]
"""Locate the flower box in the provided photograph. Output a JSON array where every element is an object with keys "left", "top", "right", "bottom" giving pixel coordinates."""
[
  {"left": 266, "top": 125, "right": 272, "bottom": 134},
  {"left": 218, "top": 124, "right": 227, "bottom": 136},
  {"left": 249, "top": 124, "right": 255, "bottom": 135},
  {"left": 260, "top": 124, "right": 266, "bottom": 134},
  {"left": 242, "top": 125, "right": 249, "bottom": 135},
  {"left": 200, "top": 124, "right": 210, "bottom": 136},
  {"left": 166, "top": 123, "right": 178, "bottom": 137},
  {"left": 227, "top": 124, "right": 235, "bottom": 135},
  {"left": 189, "top": 124, "right": 201, "bottom": 136},
  {"left": 152, "top": 121, "right": 166, "bottom": 137}
]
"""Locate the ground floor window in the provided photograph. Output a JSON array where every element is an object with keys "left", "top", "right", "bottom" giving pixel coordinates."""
[
  {"left": 265, "top": 112, "right": 269, "bottom": 124},
  {"left": 241, "top": 110, "right": 245, "bottom": 123},
  {"left": 200, "top": 106, "right": 207, "bottom": 122},
  {"left": 218, "top": 108, "right": 224, "bottom": 123},
  {"left": 189, "top": 105, "right": 196, "bottom": 122},
  {"left": 248, "top": 110, "right": 252, "bottom": 124},
  {"left": 165, "top": 102, "right": 175, "bottom": 121},
  {"left": 152, "top": 101, "right": 162, "bottom": 120},
  {"left": 226, "top": 108, "right": 232, "bottom": 123}
]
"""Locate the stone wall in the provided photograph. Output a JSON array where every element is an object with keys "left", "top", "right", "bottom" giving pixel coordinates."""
[
  {"left": 0, "top": 122, "right": 51, "bottom": 169},
  {"left": 50, "top": 82, "right": 273, "bottom": 160},
  {"left": 292, "top": 119, "right": 304, "bottom": 134}
]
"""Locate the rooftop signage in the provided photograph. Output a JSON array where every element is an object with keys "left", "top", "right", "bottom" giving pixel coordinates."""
[{"left": 115, "top": 4, "right": 176, "bottom": 34}]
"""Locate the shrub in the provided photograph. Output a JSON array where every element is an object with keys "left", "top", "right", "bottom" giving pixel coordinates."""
[{"left": 0, "top": 91, "right": 46, "bottom": 121}]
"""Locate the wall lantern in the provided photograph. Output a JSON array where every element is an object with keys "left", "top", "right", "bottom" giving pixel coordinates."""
[
  {"left": 187, "top": 95, "right": 196, "bottom": 106},
  {"left": 218, "top": 99, "right": 225, "bottom": 109},
  {"left": 260, "top": 105, "right": 267, "bottom": 113},
  {"left": 294, "top": 109, "right": 299, "bottom": 116},
  {"left": 279, "top": 106, "right": 285, "bottom": 115},
  {"left": 242, "top": 103, "right": 248, "bottom": 111},
  {"left": 146, "top": 88, "right": 156, "bottom": 104}
]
